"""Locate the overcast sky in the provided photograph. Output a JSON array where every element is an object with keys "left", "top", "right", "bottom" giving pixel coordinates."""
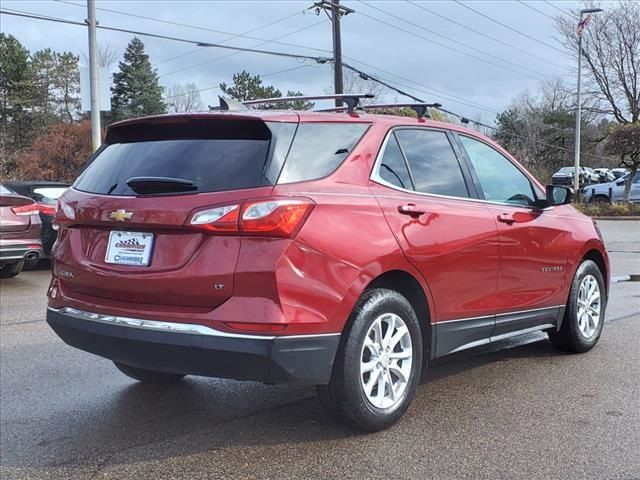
[{"left": 2, "top": 0, "right": 586, "bottom": 123}]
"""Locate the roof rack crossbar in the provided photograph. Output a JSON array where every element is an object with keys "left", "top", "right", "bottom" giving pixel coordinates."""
[
  {"left": 315, "top": 102, "right": 442, "bottom": 118},
  {"left": 243, "top": 93, "right": 374, "bottom": 113}
]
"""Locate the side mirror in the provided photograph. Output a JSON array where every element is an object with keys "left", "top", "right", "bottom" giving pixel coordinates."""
[{"left": 545, "top": 185, "right": 572, "bottom": 206}]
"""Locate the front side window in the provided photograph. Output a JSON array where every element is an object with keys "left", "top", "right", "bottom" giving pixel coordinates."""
[
  {"left": 378, "top": 134, "right": 413, "bottom": 190},
  {"left": 394, "top": 129, "right": 469, "bottom": 198},
  {"left": 459, "top": 135, "right": 538, "bottom": 206}
]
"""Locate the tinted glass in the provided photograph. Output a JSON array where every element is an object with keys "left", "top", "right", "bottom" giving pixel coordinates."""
[
  {"left": 459, "top": 135, "right": 537, "bottom": 206},
  {"left": 395, "top": 129, "right": 469, "bottom": 197},
  {"left": 378, "top": 134, "right": 413, "bottom": 190},
  {"left": 74, "top": 138, "right": 270, "bottom": 195},
  {"left": 0, "top": 185, "right": 12, "bottom": 195},
  {"left": 278, "top": 123, "right": 369, "bottom": 184}
]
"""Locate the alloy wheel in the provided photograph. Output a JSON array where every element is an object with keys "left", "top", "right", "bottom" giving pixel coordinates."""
[
  {"left": 576, "top": 274, "right": 601, "bottom": 339},
  {"left": 360, "top": 313, "right": 413, "bottom": 409}
]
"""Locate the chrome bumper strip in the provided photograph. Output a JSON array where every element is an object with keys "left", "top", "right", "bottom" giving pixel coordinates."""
[{"left": 48, "top": 307, "right": 340, "bottom": 341}]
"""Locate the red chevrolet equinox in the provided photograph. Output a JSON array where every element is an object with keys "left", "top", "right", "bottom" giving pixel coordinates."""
[{"left": 47, "top": 108, "right": 609, "bottom": 431}]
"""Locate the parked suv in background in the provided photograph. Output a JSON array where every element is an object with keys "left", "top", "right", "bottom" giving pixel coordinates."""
[
  {"left": 47, "top": 109, "right": 609, "bottom": 431},
  {"left": 552, "top": 166, "right": 597, "bottom": 187},
  {"left": 0, "top": 184, "right": 43, "bottom": 278}
]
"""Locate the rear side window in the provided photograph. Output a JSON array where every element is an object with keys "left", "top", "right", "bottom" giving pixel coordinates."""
[
  {"left": 395, "top": 129, "right": 469, "bottom": 198},
  {"left": 277, "top": 123, "right": 369, "bottom": 184},
  {"left": 74, "top": 118, "right": 275, "bottom": 196},
  {"left": 378, "top": 134, "right": 413, "bottom": 190}
]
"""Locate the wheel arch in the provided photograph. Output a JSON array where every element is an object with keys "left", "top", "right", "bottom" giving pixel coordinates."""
[
  {"left": 582, "top": 249, "right": 609, "bottom": 294},
  {"left": 365, "top": 269, "right": 433, "bottom": 362}
]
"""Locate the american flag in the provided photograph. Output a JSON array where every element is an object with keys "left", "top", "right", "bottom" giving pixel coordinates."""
[{"left": 577, "top": 14, "right": 591, "bottom": 37}]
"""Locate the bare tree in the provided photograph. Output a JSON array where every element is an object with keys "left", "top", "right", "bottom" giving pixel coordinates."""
[
  {"left": 165, "top": 83, "right": 204, "bottom": 113},
  {"left": 83, "top": 42, "right": 119, "bottom": 69},
  {"left": 556, "top": 0, "right": 640, "bottom": 123},
  {"left": 325, "top": 68, "right": 386, "bottom": 105}
]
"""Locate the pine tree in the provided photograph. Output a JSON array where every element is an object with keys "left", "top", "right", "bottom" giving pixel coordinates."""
[{"left": 110, "top": 37, "right": 165, "bottom": 121}]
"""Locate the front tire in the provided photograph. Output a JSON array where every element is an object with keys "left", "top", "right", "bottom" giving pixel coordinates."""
[
  {"left": 114, "top": 362, "right": 186, "bottom": 385},
  {"left": 318, "top": 289, "right": 423, "bottom": 431},
  {"left": 549, "top": 260, "right": 606, "bottom": 353}
]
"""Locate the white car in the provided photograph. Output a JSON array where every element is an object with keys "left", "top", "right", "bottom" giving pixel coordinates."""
[{"left": 583, "top": 171, "right": 640, "bottom": 203}]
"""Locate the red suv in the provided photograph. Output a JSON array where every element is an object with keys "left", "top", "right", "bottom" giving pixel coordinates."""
[{"left": 47, "top": 107, "right": 609, "bottom": 431}]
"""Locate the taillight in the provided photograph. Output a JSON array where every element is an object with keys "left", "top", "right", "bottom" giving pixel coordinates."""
[
  {"left": 38, "top": 203, "right": 57, "bottom": 216},
  {"left": 189, "top": 197, "right": 314, "bottom": 238},
  {"left": 11, "top": 204, "right": 40, "bottom": 216}
]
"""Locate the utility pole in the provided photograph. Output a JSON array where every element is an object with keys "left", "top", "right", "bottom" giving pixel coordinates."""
[
  {"left": 86, "top": 0, "right": 101, "bottom": 152},
  {"left": 312, "top": 1, "right": 354, "bottom": 106},
  {"left": 573, "top": 8, "right": 602, "bottom": 197}
]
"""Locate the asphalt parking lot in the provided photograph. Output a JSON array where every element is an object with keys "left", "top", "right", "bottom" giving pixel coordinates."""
[{"left": 1, "top": 220, "right": 639, "bottom": 480}]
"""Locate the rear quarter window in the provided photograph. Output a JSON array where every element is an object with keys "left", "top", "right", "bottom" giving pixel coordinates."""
[{"left": 277, "top": 123, "right": 369, "bottom": 184}]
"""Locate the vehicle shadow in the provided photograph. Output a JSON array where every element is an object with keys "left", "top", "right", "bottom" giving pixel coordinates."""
[{"left": 2, "top": 334, "right": 559, "bottom": 472}]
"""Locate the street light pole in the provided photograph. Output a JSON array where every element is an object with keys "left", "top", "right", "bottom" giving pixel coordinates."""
[
  {"left": 86, "top": 0, "right": 101, "bottom": 152},
  {"left": 573, "top": 8, "right": 602, "bottom": 197}
]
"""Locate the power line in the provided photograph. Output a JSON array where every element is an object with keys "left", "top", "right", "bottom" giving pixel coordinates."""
[
  {"left": 543, "top": 1, "right": 572, "bottom": 17},
  {"left": 159, "top": 19, "right": 327, "bottom": 78},
  {"left": 359, "top": 1, "right": 553, "bottom": 81},
  {"left": 516, "top": 1, "right": 557, "bottom": 21},
  {"left": 342, "top": 60, "right": 500, "bottom": 114},
  {"left": 4, "top": 4, "right": 607, "bottom": 162},
  {"left": 53, "top": 0, "right": 332, "bottom": 56},
  {"left": 0, "top": 9, "right": 331, "bottom": 64},
  {"left": 355, "top": 4, "right": 550, "bottom": 82},
  {"left": 2, "top": 6, "right": 498, "bottom": 115},
  {"left": 406, "top": 0, "right": 567, "bottom": 70},
  {"left": 454, "top": 0, "right": 569, "bottom": 56}
]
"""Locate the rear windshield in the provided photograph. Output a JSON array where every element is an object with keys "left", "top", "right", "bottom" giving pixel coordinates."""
[
  {"left": 74, "top": 118, "right": 276, "bottom": 196},
  {"left": 73, "top": 118, "right": 369, "bottom": 195},
  {"left": 0, "top": 185, "right": 12, "bottom": 195}
]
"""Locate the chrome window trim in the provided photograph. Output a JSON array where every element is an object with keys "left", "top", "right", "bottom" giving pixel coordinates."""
[
  {"left": 49, "top": 307, "right": 341, "bottom": 341},
  {"left": 370, "top": 126, "right": 554, "bottom": 212}
]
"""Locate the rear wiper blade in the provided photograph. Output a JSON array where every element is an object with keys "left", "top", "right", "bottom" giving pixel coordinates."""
[{"left": 126, "top": 176, "right": 198, "bottom": 194}]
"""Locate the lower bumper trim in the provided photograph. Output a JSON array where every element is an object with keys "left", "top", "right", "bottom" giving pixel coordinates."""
[{"left": 46, "top": 308, "right": 340, "bottom": 385}]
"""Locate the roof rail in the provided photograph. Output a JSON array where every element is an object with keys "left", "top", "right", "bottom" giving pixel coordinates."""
[
  {"left": 315, "top": 102, "right": 443, "bottom": 119},
  {"left": 243, "top": 93, "right": 375, "bottom": 113}
]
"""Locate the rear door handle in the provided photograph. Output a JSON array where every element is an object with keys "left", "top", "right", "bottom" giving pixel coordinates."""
[
  {"left": 398, "top": 203, "right": 426, "bottom": 217},
  {"left": 497, "top": 213, "right": 516, "bottom": 225}
]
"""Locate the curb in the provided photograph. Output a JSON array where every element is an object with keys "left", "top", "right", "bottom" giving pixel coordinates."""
[{"left": 593, "top": 216, "right": 640, "bottom": 221}]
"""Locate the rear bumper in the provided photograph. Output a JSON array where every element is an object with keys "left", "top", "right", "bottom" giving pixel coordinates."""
[
  {"left": 0, "top": 244, "right": 44, "bottom": 263},
  {"left": 46, "top": 307, "right": 340, "bottom": 385}
]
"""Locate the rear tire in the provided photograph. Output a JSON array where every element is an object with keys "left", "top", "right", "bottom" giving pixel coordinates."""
[
  {"left": 0, "top": 261, "right": 24, "bottom": 279},
  {"left": 114, "top": 362, "right": 186, "bottom": 385},
  {"left": 549, "top": 260, "right": 606, "bottom": 353},
  {"left": 317, "top": 288, "right": 423, "bottom": 432}
]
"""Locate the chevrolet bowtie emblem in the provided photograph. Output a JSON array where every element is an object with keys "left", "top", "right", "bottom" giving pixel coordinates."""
[{"left": 109, "top": 209, "right": 133, "bottom": 221}]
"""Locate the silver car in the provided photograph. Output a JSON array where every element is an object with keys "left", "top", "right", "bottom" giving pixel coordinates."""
[{"left": 583, "top": 171, "right": 640, "bottom": 203}]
